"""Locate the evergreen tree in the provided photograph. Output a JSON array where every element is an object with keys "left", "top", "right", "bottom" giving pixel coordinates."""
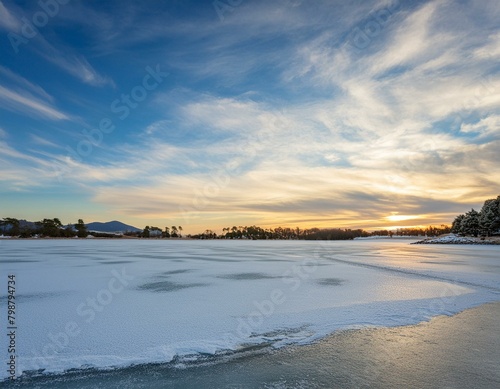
[
  {"left": 451, "top": 214, "right": 465, "bottom": 234},
  {"left": 460, "top": 209, "right": 480, "bottom": 237},
  {"left": 64, "top": 225, "right": 76, "bottom": 237},
  {"left": 479, "top": 196, "right": 500, "bottom": 236},
  {"left": 37, "top": 218, "right": 63, "bottom": 237},
  {"left": 75, "top": 219, "right": 88, "bottom": 238},
  {"left": 1, "top": 218, "right": 20, "bottom": 236}
]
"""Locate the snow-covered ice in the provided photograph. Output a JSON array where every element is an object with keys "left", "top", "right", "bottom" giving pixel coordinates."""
[{"left": 0, "top": 239, "right": 499, "bottom": 379}]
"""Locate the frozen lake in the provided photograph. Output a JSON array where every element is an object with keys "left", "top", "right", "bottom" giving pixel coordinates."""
[{"left": 1, "top": 239, "right": 499, "bottom": 381}]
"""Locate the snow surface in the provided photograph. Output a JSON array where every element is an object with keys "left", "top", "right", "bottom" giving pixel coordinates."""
[
  {"left": 414, "top": 233, "right": 497, "bottom": 244},
  {"left": 0, "top": 239, "right": 499, "bottom": 379}
]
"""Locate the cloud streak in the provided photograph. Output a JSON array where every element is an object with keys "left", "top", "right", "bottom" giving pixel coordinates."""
[
  {"left": 0, "top": 85, "right": 68, "bottom": 120},
  {"left": 0, "top": 0, "right": 20, "bottom": 31}
]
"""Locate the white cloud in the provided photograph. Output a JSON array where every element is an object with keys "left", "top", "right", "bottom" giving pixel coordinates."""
[
  {"left": 0, "top": 66, "right": 54, "bottom": 102},
  {"left": 280, "top": 0, "right": 500, "bottom": 158},
  {"left": 0, "top": 2, "right": 111, "bottom": 87},
  {"left": 24, "top": 33, "right": 114, "bottom": 88},
  {"left": 40, "top": 51, "right": 114, "bottom": 87},
  {"left": 30, "top": 134, "right": 60, "bottom": 148},
  {"left": 460, "top": 115, "right": 500, "bottom": 137},
  {"left": 0, "top": 1, "right": 20, "bottom": 31},
  {"left": 473, "top": 32, "right": 500, "bottom": 60},
  {"left": 368, "top": 0, "right": 447, "bottom": 76},
  {"left": 0, "top": 85, "right": 68, "bottom": 120},
  {"left": 143, "top": 120, "right": 170, "bottom": 135}
]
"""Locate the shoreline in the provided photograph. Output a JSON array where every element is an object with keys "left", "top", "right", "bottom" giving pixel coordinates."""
[
  {"left": 3, "top": 234, "right": 498, "bottom": 244},
  {"left": 6, "top": 302, "right": 500, "bottom": 388},
  {"left": 413, "top": 233, "right": 500, "bottom": 245}
]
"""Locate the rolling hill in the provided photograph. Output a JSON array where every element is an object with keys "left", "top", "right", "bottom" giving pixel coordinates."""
[{"left": 85, "top": 221, "right": 141, "bottom": 233}]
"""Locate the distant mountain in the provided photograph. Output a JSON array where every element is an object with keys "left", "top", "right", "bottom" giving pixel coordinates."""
[{"left": 85, "top": 221, "right": 141, "bottom": 233}]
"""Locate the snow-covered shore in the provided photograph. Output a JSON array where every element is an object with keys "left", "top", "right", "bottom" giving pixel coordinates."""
[
  {"left": 354, "top": 236, "right": 421, "bottom": 240},
  {"left": 413, "top": 234, "right": 500, "bottom": 245}
]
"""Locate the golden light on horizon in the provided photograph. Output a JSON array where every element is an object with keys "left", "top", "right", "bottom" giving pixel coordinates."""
[{"left": 385, "top": 214, "right": 423, "bottom": 222}]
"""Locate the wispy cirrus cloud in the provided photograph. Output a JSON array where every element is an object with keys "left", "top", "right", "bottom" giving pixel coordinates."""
[
  {"left": 0, "top": 0, "right": 20, "bottom": 31},
  {"left": 0, "top": 85, "right": 68, "bottom": 120},
  {"left": 0, "top": 65, "right": 53, "bottom": 101},
  {"left": 40, "top": 50, "right": 114, "bottom": 87},
  {"left": 0, "top": 0, "right": 113, "bottom": 88},
  {"left": 30, "top": 134, "right": 61, "bottom": 148},
  {"left": 33, "top": 38, "right": 115, "bottom": 87}
]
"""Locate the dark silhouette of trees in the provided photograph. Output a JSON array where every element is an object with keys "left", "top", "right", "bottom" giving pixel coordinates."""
[
  {"left": 215, "top": 225, "right": 369, "bottom": 240},
  {"left": 75, "top": 219, "right": 88, "bottom": 237},
  {"left": 1, "top": 218, "right": 20, "bottom": 236},
  {"left": 188, "top": 224, "right": 451, "bottom": 240},
  {"left": 36, "top": 218, "right": 63, "bottom": 237},
  {"left": 191, "top": 230, "right": 218, "bottom": 239},
  {"left": 462, "top": 209, "right": 480, "bottom": 237},
  {"left": 132, "top": 225, "right": 185, "bottom": 238},
  {"left": 479, "top": 196, "right": 500, "bottom": 236},
  {"left": 149, "top": 226, "right": 162, "bottom": 238},
  {"left": 451, "top": 196, "right": 500, "bottom": 237},
  {"left": 451, "top": 214, "right": 465, "bottom": 234},
  {"left": 64, "top": 224, "right": 76, "bottom": 237}
]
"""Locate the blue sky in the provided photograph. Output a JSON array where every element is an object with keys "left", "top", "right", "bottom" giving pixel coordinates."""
[{"left": 0, "top": 0, "right": 499, "bottom": 233}]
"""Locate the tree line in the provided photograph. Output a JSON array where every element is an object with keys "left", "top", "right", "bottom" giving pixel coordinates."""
[
  {"left": 0, "top": 219, "right": 456, "bottom": 241},
  {"left": 451, "top": 195, "right": 500, "bottom": 237},
  {"left": 0, "top": 218, "right": 188, "bottom": 239},
  {"left": 191, "top": 226, "right": 368, "bottom": 240},
  {"left": 0, "top": 218, "right": 88, "bottom": 238},
  {"left": 189, "top": 225, "right": 451, "bottom": 240},
  {"left": 126, "top": 225, "right": 184, "bottom": 238}
]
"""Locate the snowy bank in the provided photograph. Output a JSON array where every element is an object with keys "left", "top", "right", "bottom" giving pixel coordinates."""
[
  {"left": 354, "top": 236, "right": 421, "bottom": 240},
  {"left": 413, "top": 234, "right": 499, "bottom": 245}
]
